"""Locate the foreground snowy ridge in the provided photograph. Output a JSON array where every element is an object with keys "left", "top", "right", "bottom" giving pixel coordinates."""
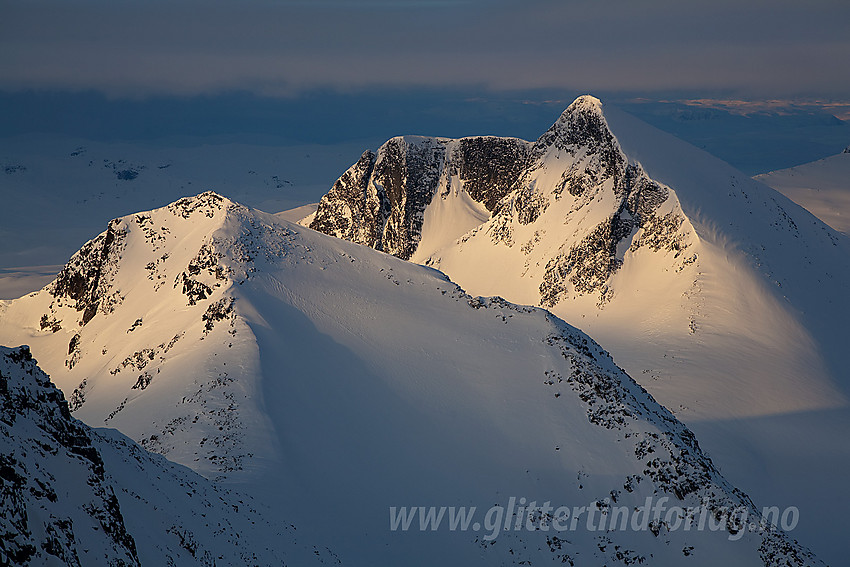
[
  {"left": 0, "top": 192, "right": 825, "bottom": 564},
  {"left": 0, "top": 345, "right": 336, "bottom": 566}
]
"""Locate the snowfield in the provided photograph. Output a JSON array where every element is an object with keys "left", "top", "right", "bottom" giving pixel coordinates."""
[
  {"left": 0, "top": 135, "right": 368, "bottom": 272},
  {"left": 755, "top": 149, "right": 850, "bottom": 236}
]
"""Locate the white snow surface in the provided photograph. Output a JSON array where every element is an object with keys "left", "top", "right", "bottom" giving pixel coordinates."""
[
  {"left": 755, "top": 150, "right": 850, "bottom": 236},
  {"left": 274, "top": 202, "right": 319, "bottom": 223},
  {"left": 411, "top": 160, "right": 492, "bottom": 261},
  {"left": 0, "top": 193, "right": 821, "bottom": 565}
]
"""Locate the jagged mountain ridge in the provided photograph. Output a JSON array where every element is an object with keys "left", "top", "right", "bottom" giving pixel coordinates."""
[
  {"left": 0, "top": 193, "right": 822, "bottom": 565},
  {"left": 310, "top": 135, "right": 531, "bottom": 260},
  {"left": 0, "top": 345, "right": 335, "bottom": 566},
  {"left": 309, "top": 96, "right": 692, "bottom": 306}
]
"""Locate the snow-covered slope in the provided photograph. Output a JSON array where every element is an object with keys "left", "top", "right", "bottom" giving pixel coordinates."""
[
  {"left": 308, "top": 96, "right": 850, "bottom": 564},
  {"left": 309, "top": 96, "right": 850, "bottom": 422},
  {"left": 614, "top": 99, "right": 850, "bottom": 176},
  {"left": 0, "top": 193, "right": 820, "bottom": 565},
  {"left": 755, "top": 148, "right": 850, "bottom": 236},
  {"left": 0, "top": 345, "right": 334, "bottom": 566},
  {"left": 275, "top": 202, "right": 318, "bottom": 224}
]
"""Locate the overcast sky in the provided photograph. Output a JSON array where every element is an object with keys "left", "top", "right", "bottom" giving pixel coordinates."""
[{"left": 2, "top": 0, "right": 849, "bottom": 98}]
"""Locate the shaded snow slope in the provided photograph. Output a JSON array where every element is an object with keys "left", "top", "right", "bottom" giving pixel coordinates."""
[
  {"left": 275, "top": 202, "right": 318, "bottom": 223},
  {"left": 755, "top": 150, "right": 850, "bottom": 236},
  {"left": 0, "top": 345, "right": 335, "bottom": 566},
  {"left": 307, "top": 96, "right": 850, "bottom": 564},
  {"left": 0, "top": 193, "right": 820, "bottom": 565}
]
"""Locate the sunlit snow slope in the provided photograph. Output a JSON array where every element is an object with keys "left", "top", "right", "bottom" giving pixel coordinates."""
[
  {"left": 308, "top": 96, "right": 850, "bottom": 564},
  {"left": 0, "top": 193, "right": 820, "bottom": 566}
]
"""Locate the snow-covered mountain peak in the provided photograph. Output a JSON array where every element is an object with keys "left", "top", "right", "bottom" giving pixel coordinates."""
[
  {"left": 550, "top": 94, "right": 605, "bottom": 129},
  {"left": 439, "top": 98, "right": 693, "bottom": 311},
  {"left": 0, "top": 192, "right": 302, "bottom": 479},
  {"left": 307, "top": 96, "right": 850, "bottom": 419},
  {"left": 569, "top": 93, "right": 604, "bottom": 112},
  {"left": 165, "top": 189, "right": 232, "bottom": 215},
  {"left": 533, "top": 94, "right": 619, "bottom": 158},
  {"left": 45, "top": 190, "right": 242, "bottom": 328}
]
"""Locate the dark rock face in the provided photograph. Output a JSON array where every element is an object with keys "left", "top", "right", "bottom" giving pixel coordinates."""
[
  {"left": 0, "top": 346, "right": 140, "bottom": 566},
  {"left": 311, "top": 136, "right": 531, "bottom": 260},
  {"left": 310, "top": 150, "right": 383, "bottom": 250},
  {"left": 538, "top": 162, "right": 687, "bottom": 307},
  {"left": 312, "top": 137, "right": 447, "bottom": 260},
  {"left": 51, "top": 220, "right": 127, "bottom": 326},
  {"left": 375, "top": 137, "right": 446, "bottom": 260},
  {"left": 449, "top": 137, "right": 531, "bottom": 211},
  {"left": 540, "top": 218, "right": 626, "bottom": 307}
]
